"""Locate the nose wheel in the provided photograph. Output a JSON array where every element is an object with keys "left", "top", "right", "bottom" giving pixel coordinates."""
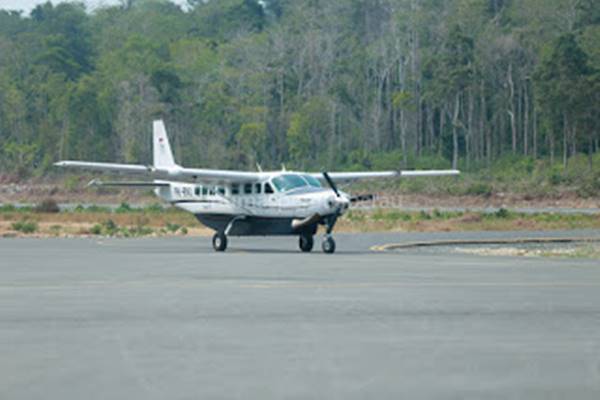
[
  {"left": 322, "top": 235, "right": 336, "bottom": 254},
  {"left": 212, "top": 232, "right": 228, "bottom": 252}
]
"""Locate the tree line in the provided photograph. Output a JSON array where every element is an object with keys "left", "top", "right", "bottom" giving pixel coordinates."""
[{"left": 0, "top": 0, "right": 599, "bottom": 178}]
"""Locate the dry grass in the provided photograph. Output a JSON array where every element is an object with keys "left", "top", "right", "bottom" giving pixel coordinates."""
[{"left": 1, "top": 208, "right": 600, "bottom": 238}]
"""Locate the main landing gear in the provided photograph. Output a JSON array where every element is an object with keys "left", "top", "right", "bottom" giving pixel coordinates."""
[
  {"left": 212, "top": 232, "right": 227, "bottom": 252},
  {"left": 299, "top": 234, "right": 314, "bottom": 252},
  {"left": 298, "top": 233, "right": 335, "bottom": 254}
]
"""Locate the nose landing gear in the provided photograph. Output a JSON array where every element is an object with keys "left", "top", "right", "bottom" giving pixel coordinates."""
[
  {"left": 322, "top": 235, "right": 336, "bottom": 254},
  {"left": 320, "top": 214, "right": 338, "bottom": 254}
]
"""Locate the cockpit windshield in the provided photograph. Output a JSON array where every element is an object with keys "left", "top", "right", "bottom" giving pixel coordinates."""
[
  {"left": 302, "top": 174, "right": 322, "bottom": 188},
  {"left": 271, "top": 174, "right": 322, "bottom": 192}
]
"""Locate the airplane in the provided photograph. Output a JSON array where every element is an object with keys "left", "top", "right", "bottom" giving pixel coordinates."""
[{"left": 55, "top": 120, "right": 459, "bottom": 253}]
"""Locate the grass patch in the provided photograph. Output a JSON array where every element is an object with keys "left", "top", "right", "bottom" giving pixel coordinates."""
[
  {"left": 1, "top": 204, "right": 599, "bottom": 237},
  {"left": 338, "top": 209, "right": 600, "bottom": 233},
  {"left": 11, "top": 220, "right": 38, "bottom": 234}
]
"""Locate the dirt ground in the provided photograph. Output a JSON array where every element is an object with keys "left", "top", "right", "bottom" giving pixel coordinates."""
[{"left": 2, "top": 182, "right": 599, "bottom": 209}]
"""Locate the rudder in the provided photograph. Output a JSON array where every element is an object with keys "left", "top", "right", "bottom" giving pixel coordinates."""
[{"left": 153, "top": 120, "right": 176, "bottom": 168}]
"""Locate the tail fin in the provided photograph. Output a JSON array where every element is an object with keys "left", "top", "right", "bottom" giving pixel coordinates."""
[{"left": 153, "top": 120, "right": 176, "bottom": 168}]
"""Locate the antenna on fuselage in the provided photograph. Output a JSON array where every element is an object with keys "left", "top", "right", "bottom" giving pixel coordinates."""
[
  {"left": 281, "top": 163, "right": 287, "bottom": 171},
  {"left": 256, "top": 163, "right": 263, "bottom": 172}
]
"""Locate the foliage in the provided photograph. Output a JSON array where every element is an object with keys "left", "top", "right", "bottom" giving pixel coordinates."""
[
  {"left": 35, "top": 198, "right": 60, "bottom": 213},
  {"left": 0, "top": 0, "right": 598, "bottom": 185}
]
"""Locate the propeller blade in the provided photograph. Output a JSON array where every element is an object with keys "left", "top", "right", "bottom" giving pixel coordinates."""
[
  {"left": 350, "top": 194, "right": 374, "bottom": 203},
  {"left": 322, "top": 172, "right": 340, "bottom": 197}
]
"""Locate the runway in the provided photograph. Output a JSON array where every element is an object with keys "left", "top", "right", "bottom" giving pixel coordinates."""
[{"left": 1, "top": 232, "right": 600, "bottom": 399}]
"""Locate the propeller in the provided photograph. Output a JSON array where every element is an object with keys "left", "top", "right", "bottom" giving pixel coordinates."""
[{"left": 322, "top": 172, "right": 340, "bottom": 198}]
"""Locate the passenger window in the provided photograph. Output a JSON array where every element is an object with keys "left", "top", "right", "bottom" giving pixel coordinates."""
[
  {"left": 264, "top": 183, "right": 274, "bottom": 194},
  {"left": 217, "top": 187, "right": 225, "bottom": 195},
  {"left": 244, "top": 183, "right": 252, "bottom": 194},
  {"left": 255, "top": 183, "right": 262, "bottom": 194},
  {"left": 231, "top": 184, "right": 239, "bottom": 195},
  {"left": 209, "top": 187, "right": 216, "bottom": 195},
  {"left": 202, "top": 187, "right": 208, "bottom": 196},
  {"left": 195, "top": 186, "right": 201, "bottom": 196}
]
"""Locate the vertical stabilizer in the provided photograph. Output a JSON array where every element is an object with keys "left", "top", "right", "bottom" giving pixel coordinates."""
[{"left": 153, "top": 120, "right": 176, "bottom": 168}]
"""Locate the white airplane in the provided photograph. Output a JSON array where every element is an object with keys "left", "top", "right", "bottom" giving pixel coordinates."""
[{"left": 55, "top": 120, "right": 459, "bottom": 253}]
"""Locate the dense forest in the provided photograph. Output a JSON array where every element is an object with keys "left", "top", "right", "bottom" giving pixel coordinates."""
[{"left": 0, "top": 0, "right": 599, "bottom": 181}]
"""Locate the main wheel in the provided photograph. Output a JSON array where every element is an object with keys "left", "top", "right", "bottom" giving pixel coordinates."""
[
  {"left": 322, "top": 236, "right": 336, "bottom": 254},
  {"left": 212, "top": 232, "right": 228, "bottom": 252},
  {"left": 299, "top": 234, "right": 314, "bottom": 252}
]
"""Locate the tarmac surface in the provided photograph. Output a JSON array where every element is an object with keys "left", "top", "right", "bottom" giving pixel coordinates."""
[{"left": 1, "top": 231, "right": 600, "bottom": 399}]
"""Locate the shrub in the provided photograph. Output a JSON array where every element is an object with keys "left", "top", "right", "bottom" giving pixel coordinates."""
[
  {"left": 86, "top": 205, "right": 111, "bottom": 213},
  {"left": 165, "top": 222, "right": 181, "bottom": 233},
  {"left": 418, "top": 210, "right": 432, "bottom": 220},
  {"left": 12, "top": 220, "right": 38, "bottom": 234},
  {"left": 64, "top": 175, "right": 79, "bottom": 191},
  {"left": 35, "top": 198, "right": 60, "bottom": 213},
  {"left": 90, "top": 224, "right": 103, "bottom": 235},
  {"left": 0, "top": 203, "right": 16, "bottom": 213},
  {"left": 494, "top": 208, "right": 511, "bottom": 219},
  {"left": 548, "top": 166, "right": 564, "bottom": 185},
  {"left": 180, "top": 227, "right": 188, "bottom": 235},
  {"left": 144, "top": 203, "right": 164, "bottom": 213},
  {"left": 465, "top": 182, "right": 493, "bottom": 197},
  {"left": 115, "top": 202, "right": 132, "bottom": 213},
  {"left": 102, "top": 219, "right": 118, "bottom": 235}
]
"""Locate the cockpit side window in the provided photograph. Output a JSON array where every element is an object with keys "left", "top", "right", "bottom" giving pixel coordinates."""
[{"left": 264, "top": 183, "right": 274, "bottom": 194}]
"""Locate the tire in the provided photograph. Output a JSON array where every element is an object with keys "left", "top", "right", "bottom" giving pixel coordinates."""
[
  {"left": 299, "top": 234, "right": 314, "bottom": 252},
  {"left": 212, "top": 232, "right": 227, "bottom": 252},
  {"left": 322, "top": 236, "right": 336, "bottom": 254}
]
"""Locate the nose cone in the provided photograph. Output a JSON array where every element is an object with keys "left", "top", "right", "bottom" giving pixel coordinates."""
[{"left": 327, "top": 194, "right": 350, "bottom": 212}]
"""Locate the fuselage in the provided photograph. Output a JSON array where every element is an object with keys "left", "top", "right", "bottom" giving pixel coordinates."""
[{"left": 154, "top": 172, "right": 350, "bottom": 236}]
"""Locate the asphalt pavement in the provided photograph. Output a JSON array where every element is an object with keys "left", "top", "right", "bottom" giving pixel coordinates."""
[{"left": 1, "top": 231, "right": 600, "bottom": 399}]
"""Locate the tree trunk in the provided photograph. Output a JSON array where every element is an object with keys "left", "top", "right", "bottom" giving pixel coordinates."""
[
  {"left": 563, "top": 113, "right": 568, "bottom": 169},
  {"left": 523, "top": 81, "right": 529, "bottom": 156},
  {"left": 439, "top": 107, "right": 445, "bottom": 157},
  {"left": 549, "top": 133, "right": 555, "bottom": 165},
  {"left": 400, "top": 108, "right": 407, "bottom": 168},
  {"left": 589, "top": 136, "right": 594, "bottom": 170},
  {"left": 507, "top": 64, "right": 517, "bottom": 153},
  {"left": 452, "top": 92, "right": 460, "bottom": 170},
  {"left": 467, "top": 88, "right": 474, "bottom": 168},
  {"left": 532, "top": 107, "right": 538, "bottom": 159}
]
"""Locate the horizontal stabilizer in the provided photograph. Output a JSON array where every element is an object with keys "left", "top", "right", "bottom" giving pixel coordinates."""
[{"left": 350, "top": 194, "right": 374, "bottom": 203}]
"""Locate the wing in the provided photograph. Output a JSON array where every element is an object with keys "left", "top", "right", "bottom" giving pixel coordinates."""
[
  {"left": 55, "top": 161, "right": 261, "bottom": 183},
  {"left": 87, "top": 179, "right": 170, "bottom": 188},
  {"left": 309, "top": 169, "right": 460, "bottom": 183}
]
